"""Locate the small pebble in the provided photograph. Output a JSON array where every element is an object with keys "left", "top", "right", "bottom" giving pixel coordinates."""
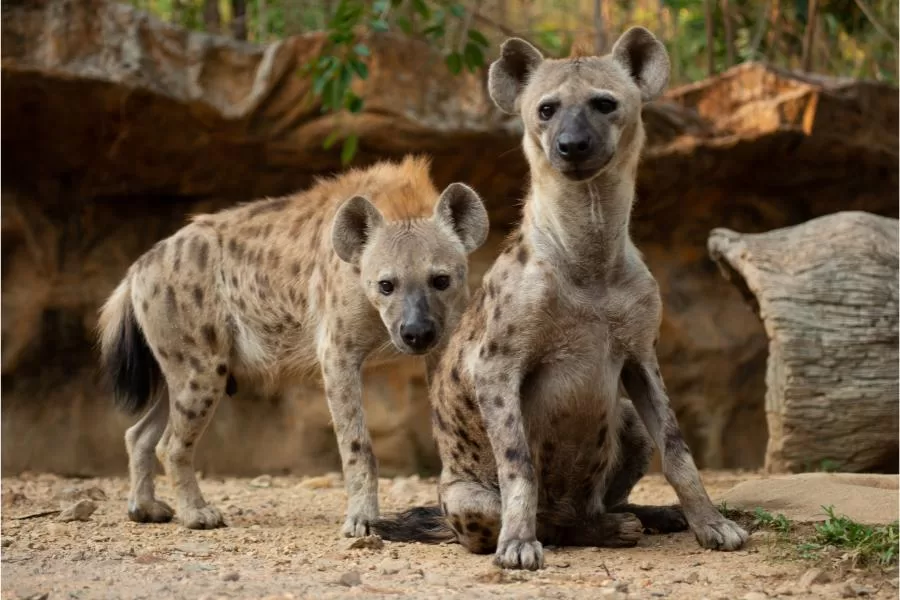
[
  {"left": 345, "top": 535, "right": 384, "bottom": 551},
  {"left": 222, "top": 572, "right": 240, "bottom": 582},
  {"left": 57, "top": 499, "right": 97, "bottom": 522},
  {"left": 338, "top": 571, "right": 362, "bottom": 587}
]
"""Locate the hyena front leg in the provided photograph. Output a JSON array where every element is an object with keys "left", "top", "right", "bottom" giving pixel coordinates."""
[
  {"left": 621, "top": 355, "right": 748, "bottom": 551},
  {"left": 125, "top": 392, "right": 174, "bottom": 523},
  {"left": 156, "top": 355, "right": 231, "bottom": 530},
  {"left": 320, "top": 346, "right": 378, "bottom": 537}
]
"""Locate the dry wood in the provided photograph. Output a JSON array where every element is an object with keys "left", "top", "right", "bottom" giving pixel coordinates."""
[{"left": 709, "top": 211, "right": 899, "bottom": 474}]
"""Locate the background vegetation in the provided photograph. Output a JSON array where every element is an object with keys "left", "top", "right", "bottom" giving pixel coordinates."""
[{"left": 125, "top": 0, "right": 899, "bottom": 160}]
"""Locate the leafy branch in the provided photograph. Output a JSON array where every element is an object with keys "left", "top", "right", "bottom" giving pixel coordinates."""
[{"left": 302, "top": 0, "right": 491, "bottom": 165}]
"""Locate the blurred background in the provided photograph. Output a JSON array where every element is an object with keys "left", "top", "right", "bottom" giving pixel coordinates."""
[{"left": 2, "top": 0, "right": 897, "bottom": 478}]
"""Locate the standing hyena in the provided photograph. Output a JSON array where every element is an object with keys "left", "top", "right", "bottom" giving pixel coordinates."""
[
  {"left": 372, "top": 28, "right": 748, "bottom": 568},
  {"left": 98, "top": 156, "right": 489, "bottom": 535}
]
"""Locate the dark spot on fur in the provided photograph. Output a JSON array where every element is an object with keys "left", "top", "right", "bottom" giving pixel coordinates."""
[
  {"left": 226, "top": 375, "right": 237, "bottom": 396},
  {"left": 192, "top": 286, "right": 204, "bottom": 307},
  {"left": 504, "top": 414, "right": 515, "bottom": 428},
  {"left": 487, "top": 341, "right": 498, "bottom": 355},
  {"left": 141, "top": 300, "right": 148, "bottom": 313},
  {"left": 516, "top": 245, "right": 529, "bottom": 264},
  {"left": 157, "top": 348, "right": 169, "bottom": 360},
  {"left": 350, "top": 441, "right": 361, "bottom": 453},
  {"left": 505, "top": 447, "right": 523, "bottom": 463},
  {"left": 189, "top": 381, "right": 199, "bottom": 391},
  {"left": 174, "top": 351, "right": 185, "bottom": 363},
  {"left": 466, "top": 522, "right": 480, "bottom": 533},
  {"left": 175, "top": 401, "right": 197, "bottom": 419},
  {"left": 291, "top": 261, "right": 301, "bottom": 276},
  {"left": 463, "top": 467, "right": 477, "bottom": 480},
  {"left": 450, "top": 367, "right": 460, "bottom": 383},
  {"left": 493, "top": 396, "right": 504, "bottom": 408},
  {"left": 201, "top": 324, "right": 218, "bottom": 352},
  {"left": 195, "top": 240, "right": 209, "bottom": 271},
  {"left": 463, "top": 395, "right": 476, "bottom": 411},
  {"left": 166, "top": 286, "right": 178, "bottom": 314},
  {"left": 188, "top": 355, "right": 203, "bottom": 371},
  {"left": 203, "top": 397, "right": 214, "bottom": 409},
  {"left": 216, "top": 364, "right": 228, "bottom": 376}
]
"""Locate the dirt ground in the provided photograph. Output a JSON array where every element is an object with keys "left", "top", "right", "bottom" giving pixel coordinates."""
[{"left": 2, "top": 471, "right": 897, "bottom": 600}]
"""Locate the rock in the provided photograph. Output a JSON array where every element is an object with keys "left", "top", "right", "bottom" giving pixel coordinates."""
[
  {"left": 640, "top": 561, "right": 654, "bottom": 571},
  {"left": 249, "top": 475, "right": 273, "bottom": 488},
  {"left": 720, "top": 474, "right": 899, "bottom": 525},
  {"left": 338, "top": 571, "right": 362, "bottom": 587},
  {"left": 345, "top": 535, "right": 384, "bottom": 551},
  {"left": 222, "top": 572, "right": 240, "bottom": 582},
  {"left": 2, "top": 0, "right": 897, "bottom": 479},
  {"left": 57, "top": 486, "right": 107, "bottom": 502},
  {"left": 1, "top": 537, "right": 12, "bottom": 547},
  {"left": 685, "top": 572, "right": 700, "bottom": 584},
  {"left": 798, "top": 568, "right": 830, "bottom": 589},
  {"left": 838, "top": 581, "right": 871, "bottom": 597},
  {"left": 57, "top": 500, "right": 97, "bottom": 522},
  {"left": 378, "top": 558, "right": 410, "bottom": 575}
]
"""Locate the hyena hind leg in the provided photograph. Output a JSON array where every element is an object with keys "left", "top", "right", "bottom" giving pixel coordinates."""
[
  {"left": 603, "top": 399, "right": 688, "bottom": 534},
  {"left": 156, "top": 363, "right": 229, "bottom": 530},
  {"left": 125, "top": 393, "right": 174, "bottom": 523}
]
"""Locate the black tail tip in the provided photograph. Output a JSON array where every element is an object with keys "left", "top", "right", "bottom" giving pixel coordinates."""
[
  {"left": 370, "top": 505, "right": 455, "bottom": 544},
  {"left": 104, "top": 306, "right": 162, "bottom": 415}
]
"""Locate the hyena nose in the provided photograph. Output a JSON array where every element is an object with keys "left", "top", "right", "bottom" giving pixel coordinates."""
[
  {"left": 400, "top": 320, "right": 437, "bottom": 352},
  {"left": 556, "top": 131, "right": 593, "bottom": 162}
]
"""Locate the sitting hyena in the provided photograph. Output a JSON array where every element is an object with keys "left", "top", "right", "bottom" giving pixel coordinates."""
[
  {"left": 372, "top": 28, "right": 748, "bottom": 568},
  {"left": 98, "top": 156, "right": 489, "bottom": 534}
]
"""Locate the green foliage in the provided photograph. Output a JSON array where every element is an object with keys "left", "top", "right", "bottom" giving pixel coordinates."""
[
  {"left": 802, "top": 506, "right": 900, "bottom": 567},
  {"left": 301, "top": 0, "right": 491, "bottom": 164},
  {"left": 753, "top": 507, "right": 793, "bottom": 535}
]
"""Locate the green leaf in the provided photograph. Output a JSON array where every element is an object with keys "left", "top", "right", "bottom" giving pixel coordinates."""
[
  {"left": 445, "top": 52, "right": 463, "bottom": 75},
  {"left": 346, "top": 93, "right": 364, "bottom": 113},
  {"left": 448, "top": 3, "right": 465, "bottom": 18},
  {"left": 350, "top": 59, "right": 369, "bottom": 80},
  {"left": 323, "top": 130, "right": 341, "bottom": 149},
  {"left": 341, "top": 134, "right": 359, "bottom": 165},
  {"left": 411, "top": 0, "right": 430, "bottom": 19},
  {"left": 353, "top": 43, "right": 370, "bottom": 57},
  {"left": 423, "top": 24, "right": 445, "bottom": 38},
  {"left": 468, "top": 29, "right": 489, "bottom": 47},
  {"left": 396, "top": 16, "right": 412, "bottom": 34},
  {"left": 464, "top": 42, "right": 484, "bottom": 71},
  {"left": 370, "top": 18, "right": 389, "bottom": 32},
  {"left": 373, "top": 0, "right": 390, "bottom": 13},
  {"left": 313, "top": 73, "right": 329, "bottom": 96}
]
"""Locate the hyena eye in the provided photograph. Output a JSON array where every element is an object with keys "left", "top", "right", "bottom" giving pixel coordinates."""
[
  {"left": 538, "top": 103, "right": 557, "bottom": 121},
  {"left": 591, "top": 97, "right": 618, "bottom": 114},
  {"left": 378, "top": 280, "right": 395, "bottom": 295},
  {"left": 431, "top": 275, "right": 451, "bottom": 291}
]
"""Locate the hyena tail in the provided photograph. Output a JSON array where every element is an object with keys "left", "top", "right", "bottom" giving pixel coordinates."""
[
  {"left": 370, "top": 506, "right": 456, "bottom": 544},
  {"left": 97, "top": 278, "right": 162, "bottom": 415}
]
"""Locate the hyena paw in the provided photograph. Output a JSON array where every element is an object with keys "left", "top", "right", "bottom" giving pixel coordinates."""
[
  {"left": 180, "top": 505, "right": 226, "bottom": 530},
  {"left": 692, "top": 515, "right": 748, "bottom": 551},
  {"left": 609, "top": 513, "right": 643, "bottom": 546},
  {"left": 341, "top": 510, "right": 377, "bottom": 538},
  {"left": 127, "top": 500, "right": 174, "bottom": 524},
  {"left": 494, "top": 538, "right": 545, "bottom": 571}
]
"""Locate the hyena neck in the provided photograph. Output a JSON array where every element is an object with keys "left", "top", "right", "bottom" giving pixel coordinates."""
[{"left": 522, "top": 165, "right": 637, "bottom": 280}]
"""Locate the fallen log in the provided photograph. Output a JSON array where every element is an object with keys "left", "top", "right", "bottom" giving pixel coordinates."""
[{"left": 708, "top": 211, "right": 899, "bottom": 474}]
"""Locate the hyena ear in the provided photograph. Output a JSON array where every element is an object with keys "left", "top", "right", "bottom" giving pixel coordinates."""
[
  {"left": 611, "top": 26, "right": 670, "bottom": 102},
  {"left": 332, "top": 196, "right": 385, "bottom": 264},
  {"left": 433, "top": 183, "right": 490, "bottom": 254},
  {"left": 488, "top": 37, "right": 544, "bottom": 114}
]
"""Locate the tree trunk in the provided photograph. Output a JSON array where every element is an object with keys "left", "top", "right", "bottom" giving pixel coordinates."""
[
  {"left": 722, "top": 0, "right": 736, "bottom": 66},
  {"left": 257, "top": 0, "right": 267, "bottom": 42},
  {"left": 231, "top": 0, "right": 247, "bottom": 40},
  {"left": 704, "top": 0, "right": 716, "bottom": 76},
  {"left": 708, "top": 212, "right": 900, "bottom": 474},
  {"left": 801, "top": 0, "right": 819, "bottom": 71},
  {"left": 203, "top": 0, "right": 220, "bottom": 34},
  {"left": 593, "top": 0, "right": 606, "bottom": 54}
]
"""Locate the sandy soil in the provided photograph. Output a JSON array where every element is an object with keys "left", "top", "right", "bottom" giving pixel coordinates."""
[{"left": 2, "top": 471, "right": 897, "bottom": 600}]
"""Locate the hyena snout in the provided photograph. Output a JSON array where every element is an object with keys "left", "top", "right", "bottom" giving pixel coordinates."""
[
  {"left": 397, "top": 292, "right": 439, "bottom": 354},
  {"left": 556, "top": 129, "right": 593, "bottom": 162}
]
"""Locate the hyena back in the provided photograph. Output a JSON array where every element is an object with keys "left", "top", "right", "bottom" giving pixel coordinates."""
[{"left": 98, "top": 156, "right": 489, "bottom": 534}]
